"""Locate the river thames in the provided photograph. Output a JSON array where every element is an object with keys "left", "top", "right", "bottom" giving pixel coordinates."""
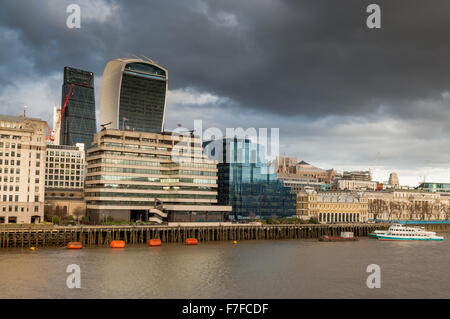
[{"left": 0, "top": 236, "right": 449, "bottom": 298}]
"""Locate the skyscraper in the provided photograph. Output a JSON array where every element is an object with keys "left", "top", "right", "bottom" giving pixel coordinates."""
[
  {"left": 60, "top": 66, "right": 97, "bottom": 148},
  {"left": 100, "top": 58, "right": 168, "bottom": 133}
]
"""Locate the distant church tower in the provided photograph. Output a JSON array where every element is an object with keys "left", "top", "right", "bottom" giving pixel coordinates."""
[{"left": 388, "top": 172, "right": 399, "bottom": 188}]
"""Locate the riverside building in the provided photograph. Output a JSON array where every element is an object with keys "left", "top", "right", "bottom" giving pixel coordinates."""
[
  {"left": 296, "top": 190, "right": 368, "bottom": 223},
  {"left": 0, "top": 115, "right": 46, "bottom": 224},
  {"left": 85, "top": 129, "right": 231, "bottom": 223},
  {"left": 100, "top": 58, "right": 168, "bottom": 133},
  {"left": 44, "top": 143, "right": 86, "bottom": 218},
  {"left": 205, "top": 138, "right": 297, "bottom": 220}
]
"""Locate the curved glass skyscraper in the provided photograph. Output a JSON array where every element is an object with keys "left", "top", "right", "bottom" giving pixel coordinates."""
[{"left": 100, "top": 58, "right": 168, "bottom": 133}]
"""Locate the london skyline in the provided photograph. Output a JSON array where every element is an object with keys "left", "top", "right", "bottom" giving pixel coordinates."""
[{"left": 1, "top": 0, "right": 450, "bottom": 186}]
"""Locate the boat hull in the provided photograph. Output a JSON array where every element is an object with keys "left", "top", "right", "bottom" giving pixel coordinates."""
[{"left": 377, "top": 236, "right": 443, "bottom": 241}]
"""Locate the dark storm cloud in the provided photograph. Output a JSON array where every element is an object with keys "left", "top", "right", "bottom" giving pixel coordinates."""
[{"left": 1, "top": 0, "right": 450, "bottom": 118}]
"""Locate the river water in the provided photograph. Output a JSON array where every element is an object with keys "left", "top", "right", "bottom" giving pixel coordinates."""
[{"left": 0, "top": 236, "right": 449, "bottom": 298}]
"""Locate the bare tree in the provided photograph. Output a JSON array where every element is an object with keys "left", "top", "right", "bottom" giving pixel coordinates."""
[
  {"left": 368, "top": 199, "right": 388, "bottom": 221},
  {"left": 388, "top": 201, "right": 401, "bottom": 220},
  {"left": 72, "top": 207, "right": 86, "bottom": 225},
  {"left": 443, "top": 203, "right": 450, "bottom": 220}
]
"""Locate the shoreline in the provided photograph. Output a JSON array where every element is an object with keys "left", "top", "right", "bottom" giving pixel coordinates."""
[{"left": 1, "top": 223, "right": 448, "bottom": 249}]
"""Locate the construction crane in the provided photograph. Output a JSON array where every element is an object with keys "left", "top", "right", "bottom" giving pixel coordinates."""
[{"left": 45, "top": 83, "right": 75, "bottom": 144}]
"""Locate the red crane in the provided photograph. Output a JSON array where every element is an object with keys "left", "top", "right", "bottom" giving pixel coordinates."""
[{"left": 46, "top": 83, "right": 75, "bottom": 143}]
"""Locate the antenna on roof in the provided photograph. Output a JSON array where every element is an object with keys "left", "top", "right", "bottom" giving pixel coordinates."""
[
  {"left": 142, "top": 55, "right": 157, "bottom": 64},
  {"left": 131, "top": 54, "right": 141, "bottom": 60}
]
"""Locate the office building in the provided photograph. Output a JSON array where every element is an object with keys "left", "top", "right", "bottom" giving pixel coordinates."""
[
  {"left": 276, "top": 157, "right": 336, "bottom": 184},
  {"left": 60, "top": 66, "right": 97, "bottom": 147},
  {"left": 417, "top": 182, "right": 450, "bottom": 193},
  {"left": 100, "top": 58, "right": 168, "bottom": 133},
  {"left": 296, "top": 191, "right": 368, "bottom": 223},
  {"left": 364, "top": 189, "right": 447, "bottom": 221},
  {"left": 44, "top": 143, "right": 86, "bottom": 219},
  {"left": 85, "top": 129, "right": 231, "bottom": 223},
  {"left": 342, "top": 170, "right": 372, "bottom": 181},
  {"left": 0, "top": 115, "right": 46, "bottom": 224},
  {"left": 335, "top": 179, "right": 377, "bottom": 191},
  {"left": 277, "top": 174, "right": 325, "bottom": 192},
  {"left": 207, "top": 138, "right": 297, "bottom": 220}
]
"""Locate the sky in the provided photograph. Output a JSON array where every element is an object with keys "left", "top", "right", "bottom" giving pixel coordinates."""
[{"left": 1, "top": 0, "right": 450, "bottom": 186}]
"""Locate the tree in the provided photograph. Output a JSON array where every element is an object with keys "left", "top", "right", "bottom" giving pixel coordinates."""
[
  {"left": 72, "top": 207, "right": 86, "bottom": 225},
  {"left": 368, "top": 199, "right": 387, "bottom": 221}
]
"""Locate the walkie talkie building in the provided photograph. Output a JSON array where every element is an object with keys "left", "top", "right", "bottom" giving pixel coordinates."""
[
  {"left": 60, "top": 66, "right": 97, "bottom": 148},
  {"left": 100, "top": 58, "right": 168, "bottom": 133}
]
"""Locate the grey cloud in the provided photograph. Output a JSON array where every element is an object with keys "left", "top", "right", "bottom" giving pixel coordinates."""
[
  {"left": 1, "top": 0, "right": 450, "bottom": 185},
  {"left": 2, "top": 0, "right": 450, "bottom": 118}
]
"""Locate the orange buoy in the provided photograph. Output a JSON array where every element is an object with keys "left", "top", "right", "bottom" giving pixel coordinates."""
[
  {"left": 67, "top": 242, "right": 83, "bottom": 249},
  {"left": 110, "top": 240, "right": 125, "bottom": 248},
  {"left": 185, "top": 238, "right": 198, "bottom": 245},
  {"left": 148, "top": 239, "right": 162, "bottom": 247}
]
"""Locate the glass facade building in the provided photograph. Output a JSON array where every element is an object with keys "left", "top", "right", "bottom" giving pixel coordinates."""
[
  {"left": 205, "top": 138, "right": 297, "bottom": 220},
  {"left": 60, "top": 67, "right": 97, "bottom": 148},
  {"left": 417, "top": 182, "right": 450, "bottom": 193},
  {"left": 100, "top": 59, "right": 168, "bottom": 134}
]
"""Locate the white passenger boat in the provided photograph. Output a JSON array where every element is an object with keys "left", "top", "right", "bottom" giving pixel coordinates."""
[
  {"left": 368, "top": 229, "right": 387, "bottom": 238},
  {"left": 377, "top": 223, "right": 444, "bottom": 241}
]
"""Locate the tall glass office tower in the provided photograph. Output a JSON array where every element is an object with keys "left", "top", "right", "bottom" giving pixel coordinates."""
[
  {"left": 100, "top": 58, "right": 168, "bottom": 133},
  {"left": 60, "top": 66, "right": 97, "bottom": 147},
  {"left": 205, "top": 138, "right": 297, "bottom": 220}
]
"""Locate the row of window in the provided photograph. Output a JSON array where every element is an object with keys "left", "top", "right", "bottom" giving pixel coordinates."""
[
  {"left": 1, "top": 194, "right": 40, "bottom": 202},
  {"left": 47, "top": 151, "right": 82, "bottom": 157},
  {"left": 0, "top": 142, "right": 22, "bottom": 148},
  {"left": 87, "top": 200, "right": 213, "bottom": 206},
  {"left": 45, "top": 181, "right": 83, "bottom": 187},
  {"left": 0, "top": 205, "right": 39, "bottom": 213},
  {"left": 87, "top": 166, "right": 216, "bottom": 176},
  {"left": 46, "top": 163, "right": 83, "bottom": 169},
  {"left": 45, "top": 169, "right": 83, "bottom": 175},
  {"left": 91, "top": 150, "right": 172, "bottom": 159},
  {"left": 0, "top": 159, "right": 42, "bottom": 166},
  {"left": 85, "top": 192, "right": 217, "bottom": 199},
  {"left": 86, "top": 175, "right": 217, "bottom": 184},
  {"left": 86, "top": 183, "right": 215, "bottom": 191},
  {"left": 87, "top": 158, "right": 215, "bottom": 169},
  {"left": 47, "top": 157, "right": 82, "bottom": 163}
]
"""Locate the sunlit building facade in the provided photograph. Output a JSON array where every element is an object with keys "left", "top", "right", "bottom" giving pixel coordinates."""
[
  {"left": 85, "top": 129, "right": 231, "bottom": 223},
  {"left": 0, "top": 115, "right": 46, "bottom": 224}
]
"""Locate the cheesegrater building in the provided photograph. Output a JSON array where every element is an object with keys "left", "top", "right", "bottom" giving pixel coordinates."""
[
  {"left": 100, "top": 58, "right": 168, "bottom": 133},
  {"left": 60, "top": 67, "right": 97, "bottom": 147}
]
